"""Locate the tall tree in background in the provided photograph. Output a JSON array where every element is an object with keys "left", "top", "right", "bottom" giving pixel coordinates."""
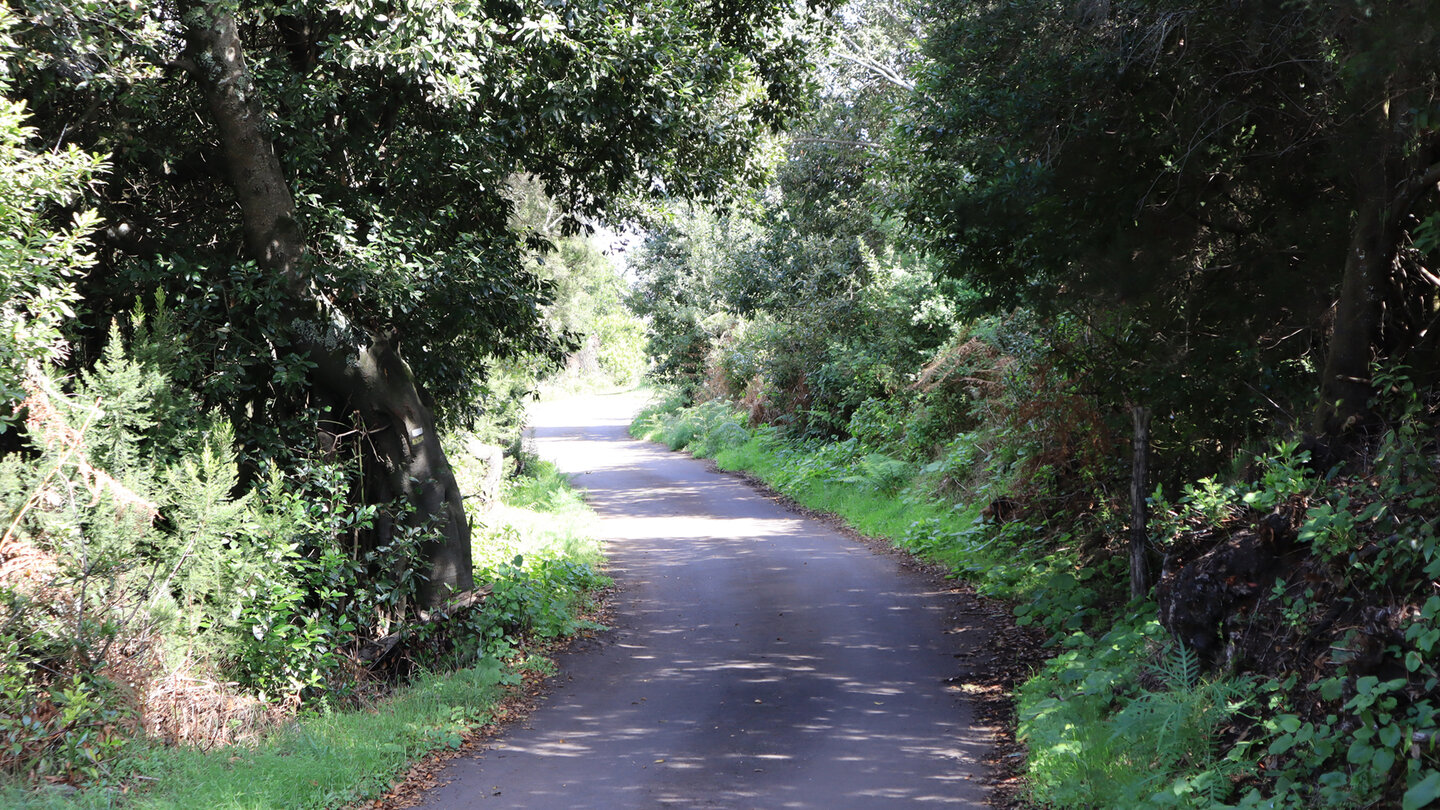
[
  {"left": 1313, "top": 2, "right": 1440, "bottom": 436},
  {"left": 906, "top": 0, "right": 1440, "bottom": 457},
  {"left": 631, "top": 0, "right": 956, "bottom": 434},
  {"left": 14, "top": 0, "right": 826, "bottom": 603}
]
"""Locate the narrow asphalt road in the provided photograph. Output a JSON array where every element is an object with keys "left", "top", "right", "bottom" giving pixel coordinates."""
[{"left": 415, "top": 391, "right": 993, "bottom": 809}]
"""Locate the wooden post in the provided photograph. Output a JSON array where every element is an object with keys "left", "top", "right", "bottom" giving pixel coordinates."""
[{"left": 1130, "top": 406, "right": 1153, "bottom": 600}]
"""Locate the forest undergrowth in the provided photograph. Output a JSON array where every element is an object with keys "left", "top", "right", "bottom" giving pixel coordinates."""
[
  {"left": 0, "top": 322, "right": 611, "bottom": 809},
  {"left": 631, "top": 328, "right": 1440, "bottom": 809}
]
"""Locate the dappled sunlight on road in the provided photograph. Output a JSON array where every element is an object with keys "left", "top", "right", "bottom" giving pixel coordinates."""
[
  {"left": 591, "top": 514, "right": 810, "bottom": 542},
  {"left": 418, "top": 392, "right": 991, "bottom": 809}
]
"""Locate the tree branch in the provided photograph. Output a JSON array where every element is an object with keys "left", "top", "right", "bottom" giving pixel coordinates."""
[{"left": 833, "top": 38, "right": 914, "bottom": 92}]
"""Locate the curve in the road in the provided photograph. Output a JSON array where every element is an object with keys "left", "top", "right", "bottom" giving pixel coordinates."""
[{"left": 415, "top": 392, "right": 995, "bottom": 809}]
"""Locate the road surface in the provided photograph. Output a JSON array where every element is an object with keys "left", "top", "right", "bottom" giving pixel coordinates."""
[{"left": 415, "top": 391, "right": 993, "bottom": 808}]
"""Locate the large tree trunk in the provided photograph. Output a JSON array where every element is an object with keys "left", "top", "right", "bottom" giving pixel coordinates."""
[
  {"left": 1314, "top": 206, "right": 1391, "bottom": 438},
  {"left": 1129, "top": 406, "right": 1151, "bottom": 601},
  {"left": 1313, "top": 87, "right": 1440, "bottom": 443},
  {"left": 185, "top": 3, "right": 472, "bottom": 605}
]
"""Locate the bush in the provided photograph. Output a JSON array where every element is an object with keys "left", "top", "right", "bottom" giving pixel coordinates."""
[
  {"left": 0, "top": 56, "right": 107, "bottom": 429},
  {"left": 1, "top": 324, "right": 596, "bottom": 783},
  {"left": 631, "top": 394, "right": 754, "bottom": 458},
  {"left": 1020, "top": 619, "right": 1256, "bottom": 809}
]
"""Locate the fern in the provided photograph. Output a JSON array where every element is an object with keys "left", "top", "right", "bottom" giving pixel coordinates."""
[
  {"left": 1156, "top": 641, "right": 1203, "bottom": 691},
  {"left": 1109, "top": 643, "right": 1255, "bottom": 799},
  {"left": 1023, "top": 624, "right": 1257, "bottom": 808},
  {"left": 840, "top": 453, "right": 913, "bottom": 494}
]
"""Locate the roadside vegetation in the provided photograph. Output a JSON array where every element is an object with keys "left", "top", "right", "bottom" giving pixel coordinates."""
[
  {"left": 11, "top": 0, "right": 1440, "bottom": 807},
  {"left": 2, "top": 429, "right": 608, "bottom": 809},
  {"left": 626, "top": 2, "right": 1440, "bottom": 808}
]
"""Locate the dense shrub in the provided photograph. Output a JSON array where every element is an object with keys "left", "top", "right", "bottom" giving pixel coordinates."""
[{"left": 0, "top": 322, "right": 610, "bottom": 785}]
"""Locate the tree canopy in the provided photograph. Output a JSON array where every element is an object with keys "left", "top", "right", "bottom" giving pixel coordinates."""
[
  {"left": 8, "top": 0, "right": 829, "bottom": 600},
  {"left": 905, "top": 0, "right": 1440, "bottom": 444}
]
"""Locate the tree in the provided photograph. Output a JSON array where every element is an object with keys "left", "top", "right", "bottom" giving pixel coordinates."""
[
  {"left": 0, "top": 7, "right": 106, "bottom": 431},
  {"left": 1310, "top": 2, "right": 1440, "bottom": 437},
  {"left": 15, "top": 0, "right": 827, "bottom": 604},
  {"left": 631, "top": 0, "right": 956, "bottom": 432},
  {"left": 627, "top": 205, "right": 752, "bottom": 390},
  {"left": 905, "top": 0, "right": 1440, "bottom": 458}
]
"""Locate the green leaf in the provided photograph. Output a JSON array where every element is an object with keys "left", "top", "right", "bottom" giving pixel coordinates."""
[
  {"left": 1357, "top": 501, "right": 1387, "bottom": 522},
  {"left": 1381, "top": 723, "right": 1405, "bottom": 749},
  {"left": 1320, "top": 678, "right": 1345, "bottom": 701},
  {"left": 1268, "top": 733, "right": 1296, "bottom": 756},
  {"left": 1403, "top": 770, "right": 1440, "bottom": 810}
]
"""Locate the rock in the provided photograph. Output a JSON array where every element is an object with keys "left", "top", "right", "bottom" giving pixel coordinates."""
[{"left": 1156, "top": 514, "right": 1292, "bottom": 667}]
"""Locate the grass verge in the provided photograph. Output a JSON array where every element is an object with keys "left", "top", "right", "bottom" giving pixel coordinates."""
[{"left": 631, "top": 394, "right": 1263, "bottom": 809}]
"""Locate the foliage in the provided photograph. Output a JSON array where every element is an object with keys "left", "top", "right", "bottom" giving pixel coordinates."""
[
  {"left": 905, "top": 0, "right": 1440, "bottom": 438},
  {"left": 0, "top": 11, "right": 106, "bottom": 430},
  {"left": 1234, "top": 389, "right": 1440, "bottom": 808},
  {"left": 11, "top": 0, "right": 826, "bottom": 432},
  {"left": 588, "top": 310, "right": 649, "bottom": 388},
  {"left": 1239, "top": 672, "right": 1440, "bottom": 810},
  {"left": 0, "top": 325, "right": 610, "bottom": 787},
  {"left": 0, "top": 328, "right": 389, "bottom": 780},
  {"left": 908, "top": 1, "right": 1320, "bottom": 455},
  {"left": 839, "top": 453, "right": 912, "bottom": 495},
  {"left": 1, "top": 659, "right": 511, "bottom": 810},
  {"left": 629, "top": 205, "right": 957, "bottom": 435},
  {"left": 1020, "top": 619, "right": 1255, "bottom": 809},
  {"left": 1135, "top": 373, "right": 1440, "bottom": 809},
  {"left": 506, "top": 175, "right": 648, "bottom": 390},
  {"left": 627, "top": 0, "right": 959, "bottom": 427},
  {"left": 626, "top": 207, "right": 757, "bottom": 393},
  {"left": 632, "top": 395, "right": 753, "bottom": 457}
]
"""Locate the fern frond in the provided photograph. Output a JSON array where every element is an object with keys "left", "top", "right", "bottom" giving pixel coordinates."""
[{"left": 1156, "top": 640, "right": 1202, "bottom": 691}]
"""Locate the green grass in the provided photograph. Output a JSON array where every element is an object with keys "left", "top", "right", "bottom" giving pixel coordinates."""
[
  {"left": 477, "top": 459, "right": 606, "bottom": 570},
  {"left": 3, "top": 660, "right": 517, "bottom": 810},
  {"left": 3, "top": 461, "right": 605, "bottom": 810},
  {"left": 714, "top": 435, "right": 961, "bottom": 543}
]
